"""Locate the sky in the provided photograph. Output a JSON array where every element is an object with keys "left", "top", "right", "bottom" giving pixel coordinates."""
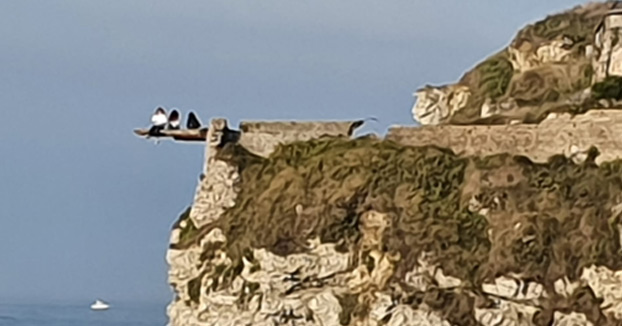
[{"left": 0, "top": 0, "right": 588, "bottom": 305}]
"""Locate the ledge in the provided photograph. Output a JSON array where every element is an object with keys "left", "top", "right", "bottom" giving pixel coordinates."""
[{"left": 133, "top": 128, "right": 208, "bottom": 142}]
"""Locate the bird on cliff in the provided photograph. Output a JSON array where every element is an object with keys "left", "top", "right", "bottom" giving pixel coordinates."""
[
  {"left": 167, "top": 109, "right": 181, "bottom": 130},
  {"left": 148, "top": 107, "right": 168, "bottom": 137},
  {"left": 186, "top": 111, "right": 202, "bottom": 129}
]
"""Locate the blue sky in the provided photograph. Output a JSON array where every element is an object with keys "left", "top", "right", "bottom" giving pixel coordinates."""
[{"left": 0, "top": 1, "right": 586, "bottom": 304}]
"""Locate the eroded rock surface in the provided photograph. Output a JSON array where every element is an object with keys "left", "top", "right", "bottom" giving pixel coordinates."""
[
  {"left": 164, "top": 3, "right": 622, "bottom": 325},
  {"left": 411, "top": 2, "right": 622, "bottom": 126},
  {"left": 165, "top": 113, "right": 622, "bottom": 326}
]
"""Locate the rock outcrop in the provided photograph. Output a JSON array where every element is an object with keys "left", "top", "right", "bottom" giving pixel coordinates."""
[
  {"left": 411, "top": 1, "right": 622, "bottom": 126},
  {"left": 166, "top": 110, "right": 622, "bottom": 326},
  {"left": 162, "top": 2, "right": 622, "bottom": 326}
]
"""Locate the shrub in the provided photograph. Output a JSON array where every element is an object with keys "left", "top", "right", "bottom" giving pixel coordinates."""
[{"left": 592, "top": 76, "right": 622, "bottom": 100}]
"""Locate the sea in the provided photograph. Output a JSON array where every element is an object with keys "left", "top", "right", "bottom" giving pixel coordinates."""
[{"left": 0, "top": 301, "right": 168, "bottom": 326}]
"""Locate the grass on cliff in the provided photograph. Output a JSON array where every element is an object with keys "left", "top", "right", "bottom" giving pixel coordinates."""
[
  {"left": 446, "top": 3, "right": 607, "bottom": 125},
  {"left": 186, "top": 136, "right": 622, "bottom": 325},
  {"left": 476, "top": 56, "right": 514, "bottom": 100},
  {"left": 170, "top": 206, "right": 199, "bottom": 250},
  {"left": 450, "top": 54, "right": 514, "bottom": 124},
  {"left": 518, "top": 7, "right": 604, "bottom": 46},
  {"left": 211, "top": 137, "right": 491, "bottom": 286},
  {"left": 592, "top": 76, "right": 622, "bottom": 101},
  {"left": 202, "top": 137, "right": 622, "bottom": 283}
]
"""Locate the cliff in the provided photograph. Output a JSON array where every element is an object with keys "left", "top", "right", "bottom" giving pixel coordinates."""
[
  {"left": 166, "top": 111, "right": 622, "bottom": 326},
  {"left": 163, "top": 2, "right": 622, "bottom": 326},
  {"left": 411, "top": 1, "right": 622, "bottom": 126}
]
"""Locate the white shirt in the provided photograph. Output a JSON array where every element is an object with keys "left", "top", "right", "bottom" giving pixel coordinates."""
[{"left": 151, "top": 113, "right": 168, "bottom": 126}]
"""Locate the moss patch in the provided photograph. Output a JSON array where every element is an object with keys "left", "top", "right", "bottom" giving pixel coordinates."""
[
  {"left": 178, "top": 211, "right": 198, "bottom": 244},
  {"left": 192, "top": 138, "right": 622, "bottom": 286},
  {"left": 436, "top": 3, "right": 609, "bottom": 125},
  {"left": 181, "top": 136, "right": 622, "bottom": 324},
  {"left": 476, "top": 56, "right": 514, "bottom": 99},
  {"left": 451, "top": 54, "right": 514, "bottom": 124},
  {"left": 520, "top": 9, "right": 603, "bottom": 46},
  {"left": 207, "top": 137, "right": 491, "bottom": 288},
  {"left": 170, "top": 206, "right": 199, "bottom": 249},
  {"left": 592, "top": 76, "right": 622, "bottom": 100},
  {"left": 473, "top": 150, "right": 622, "bottom": 284}
]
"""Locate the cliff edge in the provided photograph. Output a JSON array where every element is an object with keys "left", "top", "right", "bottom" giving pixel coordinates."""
[
  {"left": 412, "top": 1, "right": 622, "bottom": 126},
  {"left": 166, "top": 111, "right": 622, "bottom": 326},
  {"left": 164, "top": 2, "right": 622, "bottom": 326}
]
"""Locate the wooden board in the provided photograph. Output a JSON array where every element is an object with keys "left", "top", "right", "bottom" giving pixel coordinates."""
[{"left": 133, "top": 128, "right": 208, "bottom": 142}]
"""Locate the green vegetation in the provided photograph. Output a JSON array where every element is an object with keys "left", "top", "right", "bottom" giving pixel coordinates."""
[
  {"left": 180, "top": 135, "right": 622, "bottom": 325},
  {"left": 176, "top": 207, "right": 199, "bottom": 247},
  {"left": 476, "top": 56, "right": 514, "bottom": 99},
  {"left": 445, "top": 3, "right": 608, "bottom": 125},
  {"left": 592, "top": 76, "right": 622, "bottom": 100},
  {"left": 527, "top": 12, "right": 598, "bottom": 44},
  {"left": 476, "top": 149, "right": 622, "bottom": 283},
  {"left": 451, "top": 54, "right": 515, "bottom": 124},
  {"left": 188, "top": 138, "right": 622, "bottom": 288},
  {"left": 174, "top": 4, "right": 622, "bottom": 323},
  {"left": 209, "top": 137, "right": 491, "bottom": 287}
]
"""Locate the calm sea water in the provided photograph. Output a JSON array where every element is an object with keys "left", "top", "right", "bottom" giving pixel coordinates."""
[{"left": 0, "top": 301, "right": 168, "bottom": 326}]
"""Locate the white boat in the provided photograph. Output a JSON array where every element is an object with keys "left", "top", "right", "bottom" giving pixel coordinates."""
[{"left": 90, "top": 299, "right": 110, "bottom": 311}]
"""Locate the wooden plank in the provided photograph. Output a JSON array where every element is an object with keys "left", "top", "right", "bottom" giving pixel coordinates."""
[{"left": 133, "top": 128, "right": 208, "bottom": 142}]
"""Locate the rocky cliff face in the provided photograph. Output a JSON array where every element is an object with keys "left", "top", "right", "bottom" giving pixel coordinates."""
[
  {"left": 164, "top": 2, "right": 622, "bottom": 326},
  {"left": 166, "top": 111, "right": 622, "bottom": 326},
  {"left": 412, "top": 1, "right": 622, "bottom": 126}
]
